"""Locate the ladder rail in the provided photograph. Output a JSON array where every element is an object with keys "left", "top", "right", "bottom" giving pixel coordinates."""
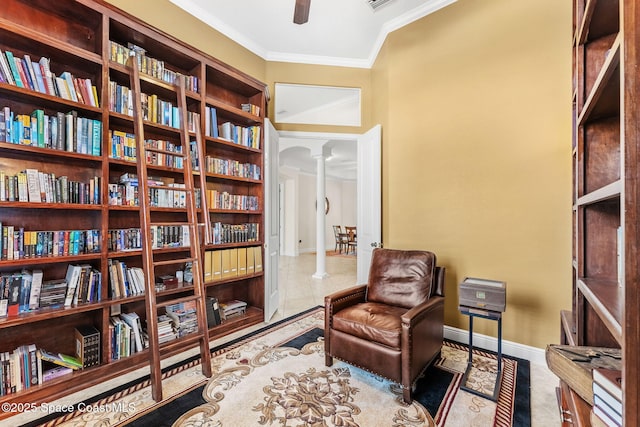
[
  {"left": 128, "top": 55, "right": 163, "bottom": 401},
  {"left": 127, "top": 57, "right": 212, "bottom": 402},
  {"left": 176, "top": 77, "right": 212, "bottom": 378}
]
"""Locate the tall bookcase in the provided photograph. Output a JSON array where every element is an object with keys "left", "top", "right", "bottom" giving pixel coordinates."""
[
  {"left": 0, "top": 0, "right": 266, "bottom": 417},
  {"left": 560, "top": 0, "right": 640, "bottom": 425}
]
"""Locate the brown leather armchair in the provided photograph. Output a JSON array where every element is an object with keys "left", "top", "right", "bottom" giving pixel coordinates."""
[{"left": 324, "top": 248, "right": 445, "bottom": 403}]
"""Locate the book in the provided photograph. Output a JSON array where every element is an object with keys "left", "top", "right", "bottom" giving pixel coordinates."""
[
  {"left": 6, "top": 274, "right": 21, "bottom": 316},
  {"left": 593, "top": 368, "right": 622, "bottom": 401},
  {"left": 37, "top": 349, "right": 82, "bottom": 370},
  {"left": 206, "top": 297, "right": 222, "bottom": 327},
  {"left": 119, "top": 312, "right": 144, "bottom": 353},
  {"left": 64, "top": 264, "right": 82, "bottom": 307},
  {"left": 0, "top": 50, "right": 15, "bottom": 85},
  {"left": 545, "top": 345, "right": 622, "bottom": 405},
  {"left": 41, "top": 364, "right": 73, "bottom": 382},
  {"left": 28, "top": 269, "right": 43, "bottom": 310},
  {"left": 4, "top": 51, "right": 24, "bottom": 88},
  {"left": 593, "top": 383, "right": 622, "bottom": 421},
  {"left": 74, "top": 325, "right": 100, "bottom": 368},
  {"left": 593, "top": 403, "right": 622, "bottom": 427}
]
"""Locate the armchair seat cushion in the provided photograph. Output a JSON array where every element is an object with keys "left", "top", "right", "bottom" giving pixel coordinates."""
[{"left": 332, "top": 302, "right": 408, "bottom": 349}]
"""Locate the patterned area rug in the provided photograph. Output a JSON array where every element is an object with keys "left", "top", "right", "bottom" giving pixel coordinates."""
[{"left": 28, "top": 307, "right": 530, "bottom": 426}]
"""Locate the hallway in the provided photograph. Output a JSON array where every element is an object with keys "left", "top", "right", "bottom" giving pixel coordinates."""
[{"left": 273, "top": 253, "right": 357, "bottom": 321}]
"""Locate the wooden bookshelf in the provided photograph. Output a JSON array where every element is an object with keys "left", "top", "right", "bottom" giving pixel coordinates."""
[
  {"left": 556, "top": 0, "right": 640, "bottom": 425},
  {"left": 0, "top": 0, "right": 266, "bottom": 418}
]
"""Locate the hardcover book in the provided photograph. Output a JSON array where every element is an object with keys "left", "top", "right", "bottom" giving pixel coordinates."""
[
  {"left": 545, "top": 344, "right": 622, "bottom": 405},
  {"left": 74, "top": 325, "right": 100, "bottom": 368}
]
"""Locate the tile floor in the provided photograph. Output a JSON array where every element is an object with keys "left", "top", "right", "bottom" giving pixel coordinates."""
[{"left": 7, "top": 252, "right": 562, "bottom": 427}]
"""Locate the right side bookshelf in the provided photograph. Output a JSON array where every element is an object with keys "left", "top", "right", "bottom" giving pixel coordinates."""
[{"left": 562, "top": 0, "right": 640, "bottom": 425}]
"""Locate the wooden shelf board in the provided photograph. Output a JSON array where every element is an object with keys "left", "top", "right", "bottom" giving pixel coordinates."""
[
  {"left": 0, "top": 140, "right": 103, "bottom": 162},
  {"left": 203, "top": 135, "right": 262, "bottom": 153},
  {"left": 560, "top": 310, "right": 577, "bottom": 346},
  {"left": 576, "top": 180, "right": 621, "bottom": 205},
  {"left": 577, "top": 34, "right": 621, "bottom": 126},
  {"left": 204, "top": 271, "right": 264, "bottom": 288},
  {"left": 577, "top": 0, "right": 620, "bottom": 44},
  {"left": 205, "top": 172, "right": 261, "bottom": 184},
  {"left": 577, "top": 278, "right": 623, "bottom": 344},
  {"left": 0, "top": 18, "right": 102, "bottom": 64},
  {"left": 208, "top": 306, "right": 263, "bottom": 337}
]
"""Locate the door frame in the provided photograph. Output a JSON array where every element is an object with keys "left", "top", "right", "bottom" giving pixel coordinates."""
[{"left": 275, "top": 128, "right": 382, "bottom": 283}]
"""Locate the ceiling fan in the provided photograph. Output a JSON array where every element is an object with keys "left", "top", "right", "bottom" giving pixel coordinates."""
[{"left": 293, "top": 0, "right": 311, "bottom": 24}]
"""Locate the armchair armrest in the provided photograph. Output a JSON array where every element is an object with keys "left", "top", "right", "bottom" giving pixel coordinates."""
[
  {"left": 401, "top": 295, "right": 445, "bottom": 385},
  {"left": 401, "top": 295, "right": 445, "bottom": 327},
  {"left": 324, "top": 284, "right": 367, "bottom": 316}
]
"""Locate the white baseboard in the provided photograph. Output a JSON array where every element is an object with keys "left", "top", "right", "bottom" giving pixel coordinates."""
[{"left": 444, "top": 325, "right": 547, "bottom": 366}]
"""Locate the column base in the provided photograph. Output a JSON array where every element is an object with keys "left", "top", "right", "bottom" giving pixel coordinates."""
[{"left": 312, "top": 272, "right": 329, "bottom": 279}]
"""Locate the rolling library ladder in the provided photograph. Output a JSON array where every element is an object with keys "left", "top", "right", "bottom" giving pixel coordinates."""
[{"left": 128, "top": 56, "right": 212, "bottom": 400}]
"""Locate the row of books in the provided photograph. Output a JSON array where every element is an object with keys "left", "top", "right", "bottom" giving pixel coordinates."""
[
  {"left": 109, "top": 132, "right": 198, "bottom": 171},
  {"left": 0, "top": 50, "right": 99, "bottom": 107},
  {"left": 166, "top": 301, "right": 198, "bottom": 337},
  {"left": 206, "top": 190, "right": 259, "bottom": 211},
  {"left": 204, "top": 106, "right": 219, "bottom": 138},
  {"left": 0, "top": 345, "right": 80, "bottom": 396},
  {"left": 63, "top": 264, "right": 102, "bottom": 306},
  {"left": 210, "top": 222, "right": 260, "bottom": 245},
  {"left": 591, "top": 368, "right": 622, "bottom": 427},
  {"left": 109, "top": 183, "right": 188, "bottom": 208},
  {"left": 219, "top": 299, "right": 247, "bottom": 320},
  {"left": 219, "top": 122, "right": 261, "bottom": 150},
  {"left": 206, "top": 298, "right": 247, "bottom": 327},
  {"left": 145, "top": 139, "right": 185, "bottom": 169},
  {"left": 109, "top": 130, "right": 137, "bottom": 161},
  {"left": 109, "top": 40, "right": 199, "bottom": 92},
  {"left": 0, "top": 170, "right": 100, "bottom": 205},
  {"left": 150, "top": 224, "right": 191, "bottom": 249},
  {"left": 0, "top": 264, "right": 102, "bottom": 318},
  {"left": 107, "top": 260, "right": 145, "bottom": 298},
  {"left": 108, "top": 81, "right": 200, "bottom": 131},
  {"left": 107, "top": 228, "right": 142, "bottom": 252},
  {"left": 240, "top": 103, "right": 261, "bottom": 116},
  {"left": 109, "top": 311, "right": 148, "bottom": 361},
  {"left": 0, "top": 270, "right": 40, "bottom": 316},
  {"left": 157, "top": 314, "right": 179, "bottom": 344},
  {"left": 204, "top": 156, "right": 261, "bottom": 180},
  {"left": 203, "top": 246, "right": 262, "bottom": 283},
  {"left": 0, "top": 107, "right": 102, "bottom": 155},
  {"left": 0, "top": 226, "right": 101, "bottom": 261}
]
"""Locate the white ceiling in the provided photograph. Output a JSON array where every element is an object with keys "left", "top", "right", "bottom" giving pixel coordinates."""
[
  {"left": 169, "top": 0, "right": 457, "bottom": 179},
  {"left": 169, "top": 0, "right": 457, "bottom": 68}
]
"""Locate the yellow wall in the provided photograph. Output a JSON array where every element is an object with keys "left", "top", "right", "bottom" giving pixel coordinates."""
[
  {"left": 375, "top": 0, "right": 573, "bottom": 348},
  {"left": 105, "top": 0, "right": 573, "bottom": 349}
]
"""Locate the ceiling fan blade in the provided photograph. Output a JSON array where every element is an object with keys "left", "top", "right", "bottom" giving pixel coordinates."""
[{"left": 293, "top": 0, "right": 311, "bottom": 24}]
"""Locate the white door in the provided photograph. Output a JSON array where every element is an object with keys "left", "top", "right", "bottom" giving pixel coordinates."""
[
  {"left": 264, "top": 119, "right": 280, "bottom": 321},
  {"left": 356, "top": 125, "right": 382, "bottom": 284}
]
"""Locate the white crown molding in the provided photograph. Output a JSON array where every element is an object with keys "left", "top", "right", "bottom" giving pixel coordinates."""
[
  {"left": 366, "top": 0, "right": 457, "bottom": 67},
  {"left": 169, "top": 0, "right": 270, "bottom": 58},
  {"left": 170, "top": 0, "right": 457, "bottom": 69}
]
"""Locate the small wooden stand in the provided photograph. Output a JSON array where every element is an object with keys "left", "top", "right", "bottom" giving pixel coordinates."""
[{"left": 458, "top": 306, "right": 503, "bottom": 401}]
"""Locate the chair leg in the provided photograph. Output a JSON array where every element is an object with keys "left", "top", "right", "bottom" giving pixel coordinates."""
[
  {"left": 325, "top": 354, "right": 333, "bottom": 366},
  {"left": 402, "top": 386, "right": 412, "bottom": 404}
]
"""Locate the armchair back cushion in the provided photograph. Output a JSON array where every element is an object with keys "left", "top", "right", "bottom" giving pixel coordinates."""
[{"left": 367, "top": 248, "right": 435, "bottom": 309}]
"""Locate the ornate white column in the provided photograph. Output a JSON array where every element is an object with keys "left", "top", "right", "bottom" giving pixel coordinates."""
[{"left": 312, "top": 150, "right": 329, "bottom": 279}]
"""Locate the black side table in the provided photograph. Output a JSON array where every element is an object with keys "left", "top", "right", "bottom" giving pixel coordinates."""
[{"left": 458, "top": 306, "right": 503, "bottom": 401}]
